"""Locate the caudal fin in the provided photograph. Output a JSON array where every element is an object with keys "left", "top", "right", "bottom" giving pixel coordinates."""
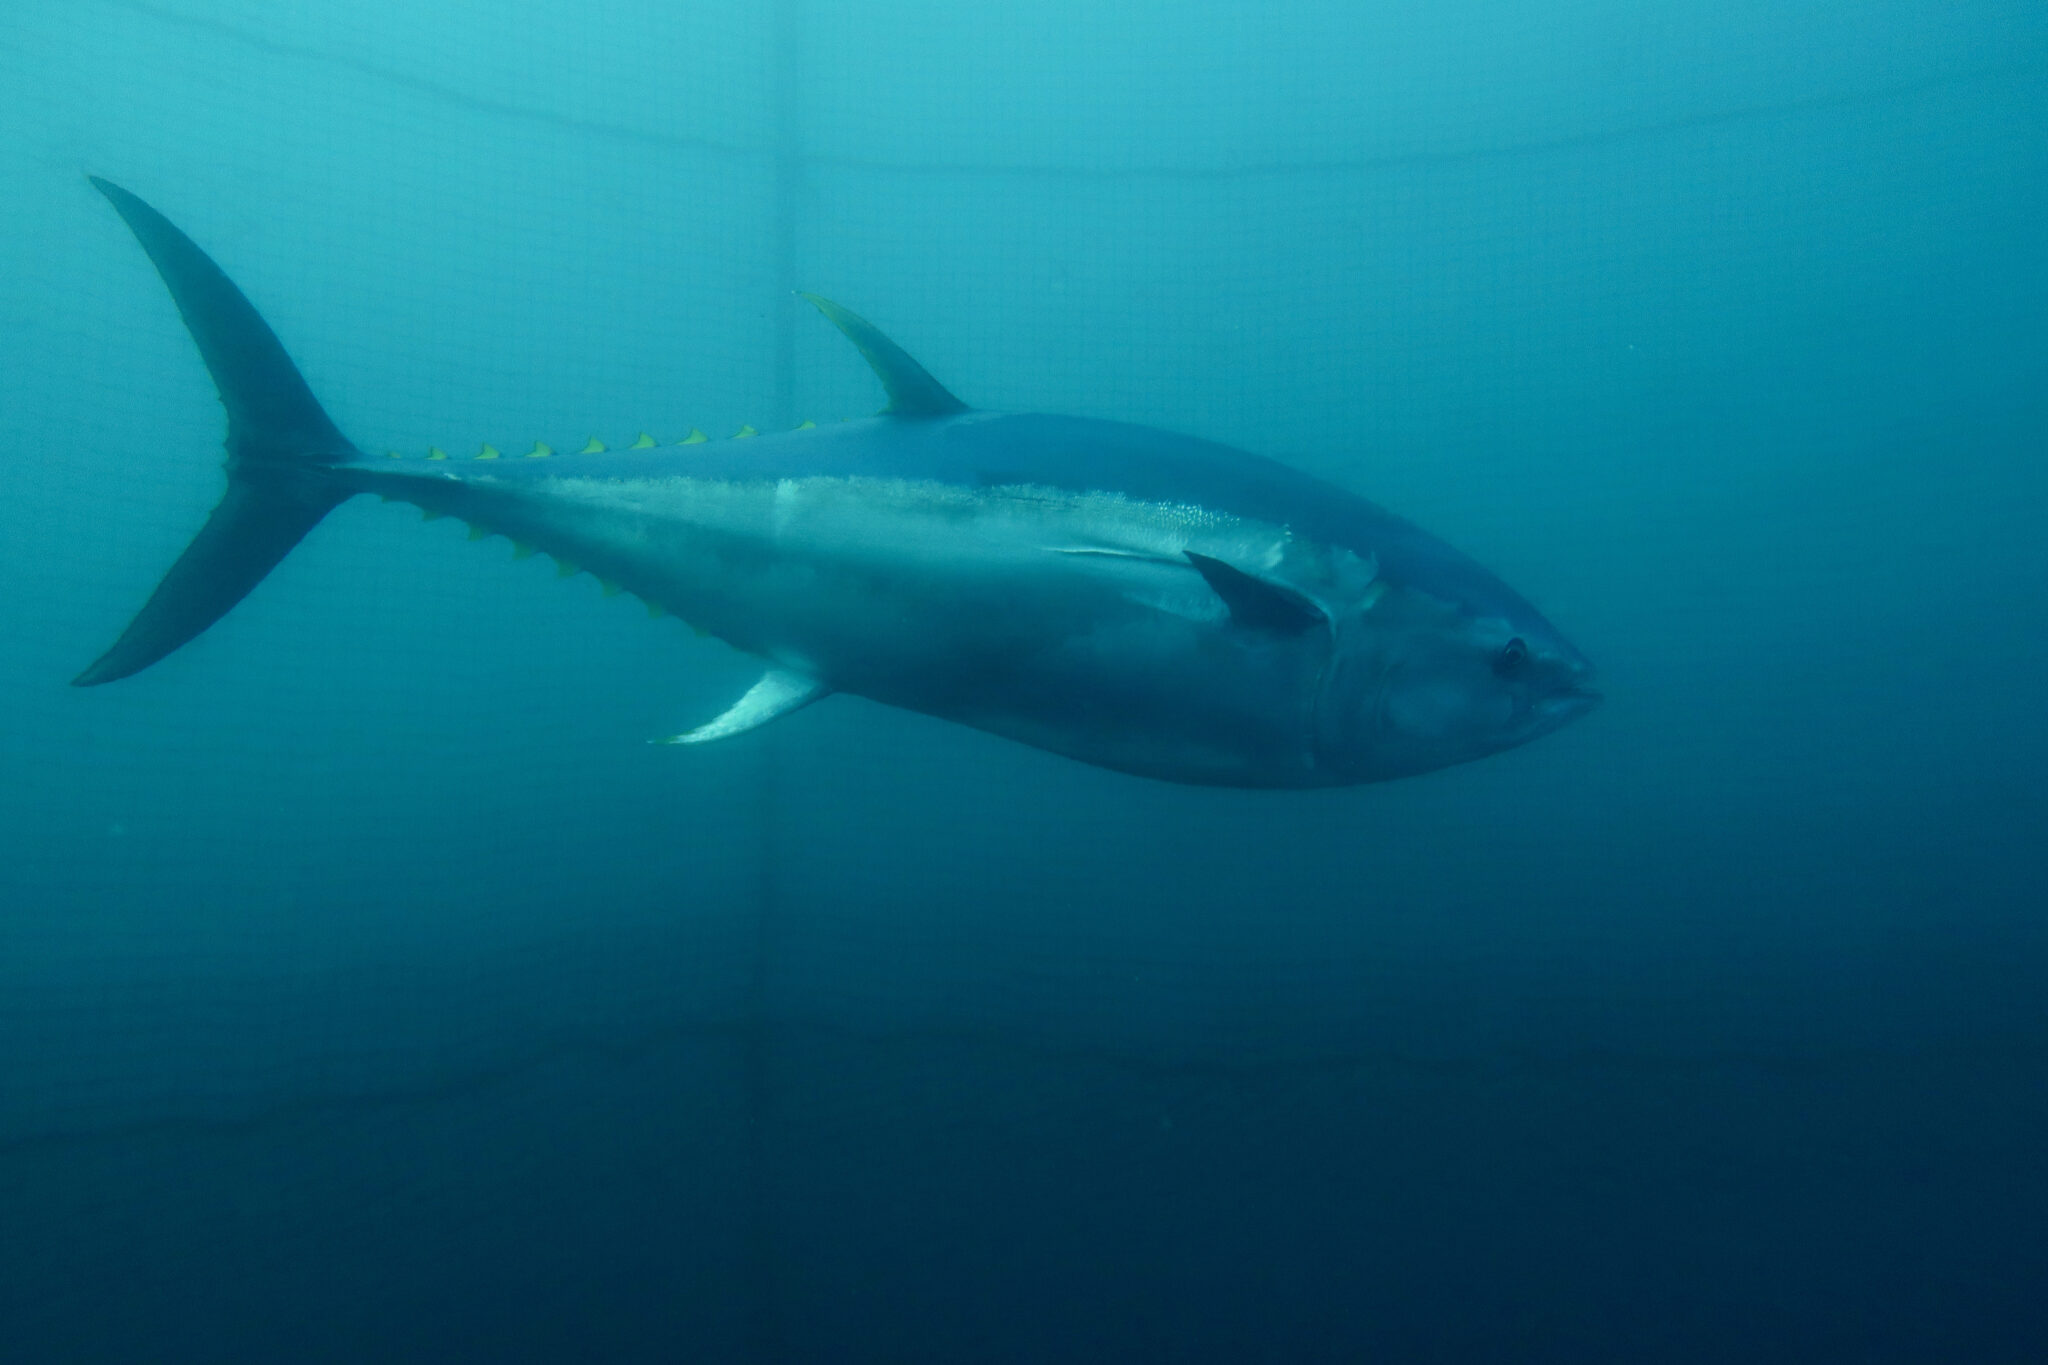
[{"left": 74, "top": 178, "right": 358, "bottom": 686}]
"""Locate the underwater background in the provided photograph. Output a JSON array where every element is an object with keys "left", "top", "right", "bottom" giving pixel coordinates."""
[{"left": 3, "top": 1, "right": 2045, "bottom": 1360}]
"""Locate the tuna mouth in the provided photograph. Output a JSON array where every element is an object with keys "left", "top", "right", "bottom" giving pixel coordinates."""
[{"left": 1535, "top": 683, "right": 1603, "bottom": 726}]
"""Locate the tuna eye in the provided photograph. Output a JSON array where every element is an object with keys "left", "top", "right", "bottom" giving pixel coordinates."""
[{"left": 1493, "top": 637, "right": 1529, "bottom": 677}]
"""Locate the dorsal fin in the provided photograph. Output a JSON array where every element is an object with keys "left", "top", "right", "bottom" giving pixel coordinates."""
[{"left": 798, "top": 293, "right": 969, "bottom": 418}]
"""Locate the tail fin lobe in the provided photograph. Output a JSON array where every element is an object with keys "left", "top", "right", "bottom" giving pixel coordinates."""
[
  {"left": 72, "top": 480, "right": 340, "bottom": 685},
  {"left": 89, "top": 176, "right": 353, "bottom": 465}
]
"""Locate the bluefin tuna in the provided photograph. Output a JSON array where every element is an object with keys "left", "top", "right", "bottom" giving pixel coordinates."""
[{"left": 76, "top": 178, "right": 1598, "bottom": 787}]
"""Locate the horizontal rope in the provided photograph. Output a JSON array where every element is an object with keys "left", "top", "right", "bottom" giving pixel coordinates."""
[{"left": 102, "top": 0, "right": 2047, "bottom": 180}]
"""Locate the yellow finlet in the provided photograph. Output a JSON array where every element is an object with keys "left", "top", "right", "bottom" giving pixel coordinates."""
[
  {"left": 466, "top": 524, "right": 489, "bottom": 541},
  {"left": 733, "top": 424, "right": 758, "bottom": 439},
  {"left": 525, "top": 441, "right": 554, "bottom": 459},
  {"left": 600, "top": 580, "right": 623, "bottom": 597},
  {"left": 385, "top": 449, "right": 403, "bottom": 459},
  {"left": 579, "top": 437, "right": 606, "bottom": 454},
  {"left": 795, "top": 419, "right": 816, "bottom": 430},
  {"left": 644, "top": 600, "right": 667, "bottom": 618},
  {"left": 512, "top": 543, "right": 535, "bottom": 560},
  {"left": 427, "top": 446, "right": 449, "bottom": 460},
  {"left": 555, "top": 559, "right": 580, "bottom": 578},
  {"left": 421, "top": 508, "right": 444, "bottom": 522},
  {"left": 679, "top": 429, "right": 708, "bottom": 445},
  {"left": 630, "top": 432, "right": 657, "bottom": 449},
  {"left": 475, "top": 443, "right": 501, "bottom": 460}
]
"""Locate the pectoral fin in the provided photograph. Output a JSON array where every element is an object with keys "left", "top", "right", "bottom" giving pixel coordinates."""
[
  {"left": 1184, "top": 551, "right": 1328, "bottom": 635},
  {"left": 657, "top": 668, "right": 828, "bottom": 745}
]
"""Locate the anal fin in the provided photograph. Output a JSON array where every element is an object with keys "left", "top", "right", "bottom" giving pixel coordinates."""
[{"left": 657, "top": 668, "right": 828, "bottom": 746}]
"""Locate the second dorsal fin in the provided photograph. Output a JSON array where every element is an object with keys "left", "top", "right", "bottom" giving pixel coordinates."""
[{"left": 799, "top": 293, "right": 969, "bottom": 418}]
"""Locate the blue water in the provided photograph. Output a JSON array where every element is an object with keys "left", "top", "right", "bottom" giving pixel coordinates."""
[{"left": 3, "top": 2, "right": 2045, "bottom": 1360}]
